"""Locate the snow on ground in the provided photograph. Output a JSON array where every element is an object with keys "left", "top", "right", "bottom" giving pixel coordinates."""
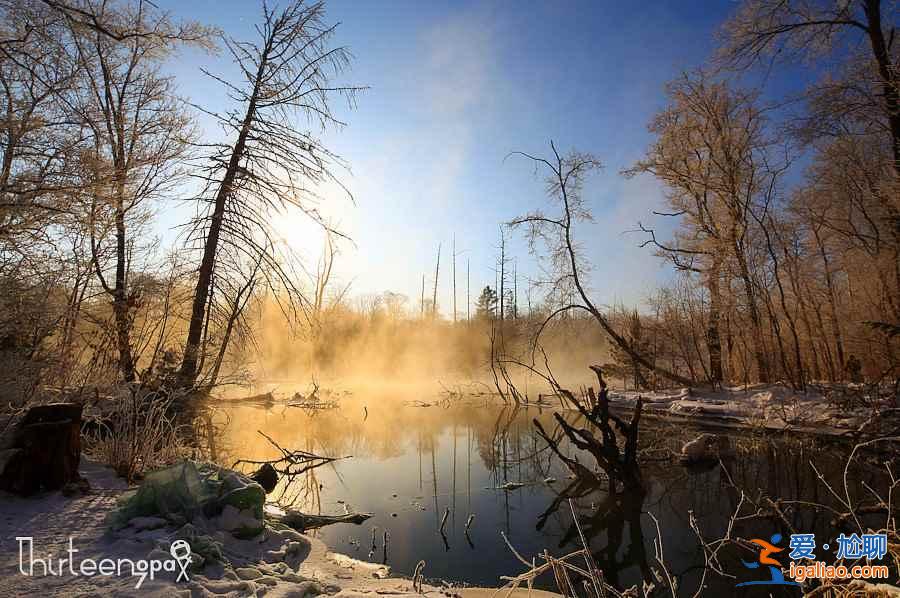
[
  {"left": 602, "top": 383, "right": 888, "bottom": 436},
  {"left": 0, "top": 459, "right": 449, "bottom": 597}
]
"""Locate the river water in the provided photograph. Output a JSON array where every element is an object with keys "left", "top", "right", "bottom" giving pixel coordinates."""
[{"left": 218, "top": 391, "right": 890, "bottom": 596}]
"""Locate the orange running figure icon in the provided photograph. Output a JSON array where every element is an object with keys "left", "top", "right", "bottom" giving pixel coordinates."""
[
  {"left": 736, "top": 533, "right": 799, "bottom": 587},
  {"left": 749, "top": 538, "right": 784, "bottom": 566}
]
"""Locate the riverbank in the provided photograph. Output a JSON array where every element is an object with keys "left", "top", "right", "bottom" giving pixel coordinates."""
[
  {"left": 0, "top": 458, "right": 451, "bottom": 597},
  {"left": 225, "top": 379, "right": 896, "bottom": 439},
  {"left": 599, "top": 382, "right": 895, "bottom": 437}
]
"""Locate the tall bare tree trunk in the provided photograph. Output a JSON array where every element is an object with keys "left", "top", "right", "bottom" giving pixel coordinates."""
[
  {"left": 863, "top": 0, "right": 900, "bottom": 185},
  {"left": 812, "top": 227, "right": 845, "bottom": 376},
  {"left": 112, "top": 181, "right": 136, "bottom": 382},
  {"left": 179, "top": 54, "right": 264, "bottom": 388},
  {"left": 757, "top": 215, "right": 806, "bottom": 388},
  {"left": 499, "top": 229, "right": 505, "bottom": 322},
  {"left": 808, "top": 282, "right": 838, "bottom": 381},
  {"left": 466, "top": 259, "right": 470, "bottom": 322},
  {"left": 733, "top": 239, "right": 770, "bottom": 382},
  {"left": 790, "top": 261, "right": 822, "bottom": 381},
  {"left": 452, "top": 234, "right": 457, "bottom": 323},
  {"left": 706, "top": 258, "right": 724, "bottom": 386},
  {"left": 208, "top": 268, "right": 258, "bottom": 388},
  {"left": 432, "top": 243, "right": 440, "bottom": 319}
]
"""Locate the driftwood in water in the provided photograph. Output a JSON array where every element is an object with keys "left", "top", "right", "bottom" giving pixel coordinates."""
[
  {"left": 272, "top": 510, "right": 373, "bottom": 532},
  {"left": 233, "top": 430, "right": 348, "bottom": 478},
  {"left": 533, "top": 365, "right": 644, "bottom": 491},
  {"left": 287, "top": 380, "right": 338, "bottom": 411},
  {"left": 235, "top": 431, "right": 350, "bottom": 507},
  {"left": 227, "top": 391, "right": 275, "bottom": 405}
]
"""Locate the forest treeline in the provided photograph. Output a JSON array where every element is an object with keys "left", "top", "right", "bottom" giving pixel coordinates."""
[
  {"left": 0, "top": 0, "right": 362, "bottom": 404},
  {"left": 619, "top": 0, "right": 900, "bottom": 390},
  {"left": 0, "top": 0, "right": 897, "bottom": 409},
  {"left": 463, "top": 0, "right": 900, "bottom": 392}
]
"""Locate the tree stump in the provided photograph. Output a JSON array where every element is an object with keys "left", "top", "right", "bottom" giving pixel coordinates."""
[
  {"left": 0, "top": 403, "right": 84, "bottom": 495},
  {"left": 533, "top": 366, "right": 645, "bottom": 492}
]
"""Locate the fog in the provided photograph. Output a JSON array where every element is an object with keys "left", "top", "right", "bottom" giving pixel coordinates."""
[{"left": 234, "top": 298, "right": 615, "bottom": 396}]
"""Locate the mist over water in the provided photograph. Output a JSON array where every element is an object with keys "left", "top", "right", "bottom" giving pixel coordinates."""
[{"left": 238, "top": 303, "right": 616, "bottom": 395}]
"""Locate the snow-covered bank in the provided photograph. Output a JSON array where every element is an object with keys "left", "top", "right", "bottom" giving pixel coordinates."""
[
  {"left": 0, "top": 459, "right": 447, "bottom": 597},
  {"left": 600, "top": 383, "right": 896, "bottom": 437}
]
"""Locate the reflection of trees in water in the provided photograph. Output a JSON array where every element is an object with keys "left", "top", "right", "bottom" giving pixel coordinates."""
[
  {"left": 525, "top": 419, "right": 886, "bottom": 595},
  {"left": 482, "top": 406, "right": 554, "bottom": 484},
  {"left": 218, "top": 399, "right": 888, "bottom": 592},
  {"left": 219, "top": 398, "right": 565, "bottom": 489},
  {"left": 221, "top": 397, "right": 539, "bottom": 464},
  {"left": 537, "top": 479, "right": 651, "bottom": 590},
  {"left": 220, "top": 400, "right": 877, "bottom": 511},
  {"left": 272, "top": 437, "right": 325, "bottom": 513}
]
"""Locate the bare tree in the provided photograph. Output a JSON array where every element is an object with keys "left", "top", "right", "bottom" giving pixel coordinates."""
[
  {"left": 718, "top": 0, "right": 899, "bottom": 195},
  {"left": 178, "top": 0, "right": 362, "bottom": 389},
  {"left": 628, "top": 73, "right": 781, "bottom": 384},
  {"left": 432, "top": 242, "right": 440, "bottom": 320},
  {"left": 66, "top": 0, "right": 199, "bottom": 382},
  {"left": 466, "top": 258, "right": 470, "bottom": 321},
  {"left": 508, "top": 141, "right": 694, "bottom": 387},
  {"left": 720, "top": 0, "right": 899, "bottom": 379},
  {"left": 311, "top": 232, "right": 338, "bottom": 316},
  {"left": 0, "top": 1, "right": 81, "bottom": 244},
  {"left": 204, "top": 248, "right": 265, "bottom": 388},
  {"left": 34, "top": 0, "right": 212, "bottom": 44}
]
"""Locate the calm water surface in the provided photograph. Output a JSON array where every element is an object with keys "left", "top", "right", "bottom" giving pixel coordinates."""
[{"left": 218, "top": 392, "right": 887, "bottom": 596}]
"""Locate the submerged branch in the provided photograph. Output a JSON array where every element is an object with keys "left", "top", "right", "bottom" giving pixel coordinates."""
[
  {"left": 271, "top": 510, "right": 373, "bottom": 532},
  {"left": 233, "top": 430, "right": 350, "bottom": 478}
]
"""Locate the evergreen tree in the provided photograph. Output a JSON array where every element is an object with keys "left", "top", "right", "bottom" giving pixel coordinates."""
[{"left": 475, "top": 286, "right": 499, "bottom": 319}]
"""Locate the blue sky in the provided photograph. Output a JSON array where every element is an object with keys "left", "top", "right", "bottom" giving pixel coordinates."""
[{"left": 153, "top": 0, "right": 805, "bottom": 315}]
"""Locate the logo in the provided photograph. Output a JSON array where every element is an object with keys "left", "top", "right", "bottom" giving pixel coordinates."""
[
  {"left": 735, "top": 532, "right": 890, "bottom": 588},
  {"left": 16, "top": 536, "right": 192, "bottom": 589},
  {"left": 736, "top": 533, "right": 800, "bottom": 587}
]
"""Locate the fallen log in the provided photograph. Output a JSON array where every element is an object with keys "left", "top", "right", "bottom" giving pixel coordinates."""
[
  {"left": 226, "top": 392, "right": 275, "bottom": 405},
  {"left": 271, "top": 510, "right": 373, "bottom": 532}
]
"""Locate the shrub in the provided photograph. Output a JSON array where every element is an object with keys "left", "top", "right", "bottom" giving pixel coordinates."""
[{"left": 83, "top": 386, "right": 187, "bottom": 482}]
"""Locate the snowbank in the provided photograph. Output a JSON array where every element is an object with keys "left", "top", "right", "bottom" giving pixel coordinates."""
[
  {"left": 601, "top": 383, "right": 891, "bottom": 436},
  {"left": 0, "top": 459, "right": 448, "bottom": 597}
]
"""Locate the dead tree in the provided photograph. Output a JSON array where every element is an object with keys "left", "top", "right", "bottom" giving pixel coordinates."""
[
  {"left": 508, "top": 142, "right": 694, "bottom": 387},
  {"left": 432, "top": 242, "right": 440, "bottom": 319},
  {"left": 178, "top": 0, "right": 362, "bottom": 388},
  {"left": 532, "top": 365, "right": 644, "bottom": 491},
  {"left": 452, "top": 234, "right": 457, "bottom": 322}
]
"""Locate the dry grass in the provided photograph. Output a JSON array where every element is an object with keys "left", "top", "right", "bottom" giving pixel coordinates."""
[
  {"left": 496, "top": 499, "right": 676, "bottom": 598},
  {"left": 82, "top": 386, "right": 188, "bottom": 482}
]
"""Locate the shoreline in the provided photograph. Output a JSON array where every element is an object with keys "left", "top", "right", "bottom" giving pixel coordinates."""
[{"left": 0, "top": 458, "right": 453, "bottom": 597}]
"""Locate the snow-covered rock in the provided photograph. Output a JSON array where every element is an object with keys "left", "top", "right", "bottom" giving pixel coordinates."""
[{"left": 680, "top": 434, "right": 719, "bottom": 463}]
